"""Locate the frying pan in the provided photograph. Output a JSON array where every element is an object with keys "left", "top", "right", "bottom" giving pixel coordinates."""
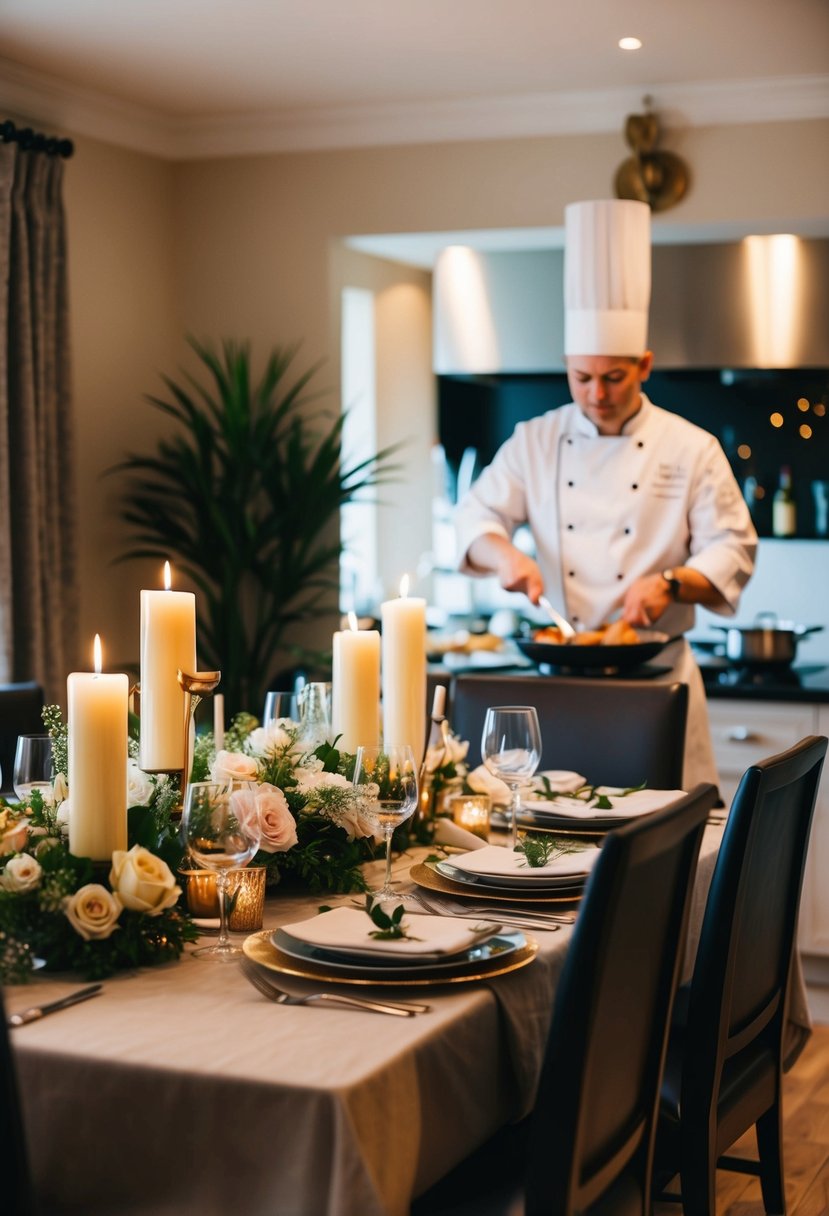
[{"left": 514, "top": 629, "right": 673, "bottom": 672}]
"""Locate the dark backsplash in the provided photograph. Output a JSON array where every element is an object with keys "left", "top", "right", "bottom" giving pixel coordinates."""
[{"left": 438, "top": 368, "right": 829, "bottom": 539}]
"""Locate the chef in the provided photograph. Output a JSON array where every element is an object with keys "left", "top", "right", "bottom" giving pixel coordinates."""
[{"left": 455, "top": 198, "right": 757, "bottom": 789}]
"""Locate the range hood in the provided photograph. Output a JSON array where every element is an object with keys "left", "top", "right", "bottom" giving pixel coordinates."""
[{"left": 433, "top": 236, "right": 829, "bottom": 374}]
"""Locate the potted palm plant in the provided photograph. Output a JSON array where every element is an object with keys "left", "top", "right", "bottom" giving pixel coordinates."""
[{"left": 113, "top": 337, "right": 399, "bottom": 717}]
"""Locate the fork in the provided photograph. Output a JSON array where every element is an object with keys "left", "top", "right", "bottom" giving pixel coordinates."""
[
  {"left": 418, "top": 891, "right": 576, "bottom": 927},
  {"left": 240, "top": 958, "right": 430, "bottom": 1016}
]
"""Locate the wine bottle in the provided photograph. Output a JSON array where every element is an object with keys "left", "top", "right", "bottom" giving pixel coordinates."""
[
  {"left": 772, "top": 466, "right": 797, "bottom": 538},
  {"left": 417, "top": 685, "right": 448, "bottom": 821}
]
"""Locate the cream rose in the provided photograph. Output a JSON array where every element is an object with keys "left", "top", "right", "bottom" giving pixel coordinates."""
[
  {"left": 246, "top": 723, "right": 297, "bottom": 758},
  {"left": 127, "top": 761, "right": 155, "bottom": 807},
  {"left": 109, "top": 845, "right": 181, "bottom": 916},
  {"left": 0, "top": 853, "right": 42, "bottom": 893},
  {"left": 0, "top": 812, "right": 30, "bottom": 855},
  {"left": 63, "top": 884, "right": 123, "bottom": 941},
  {"left": 211, "top": 750, "right": 259, "bottom": 784},
  {"left": 231, "top": 783, "right": 298, "bottom": 854},
  {"left": 293, "top": 767, "right": 350, "bottom": 794}
]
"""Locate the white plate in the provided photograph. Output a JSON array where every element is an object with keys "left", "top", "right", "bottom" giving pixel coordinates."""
[
  {"left": 435, "top": 858, "right": 589, "bottom": 892},
  {"left": 272, "top": 926, "right": 527, "bottom": 978}
]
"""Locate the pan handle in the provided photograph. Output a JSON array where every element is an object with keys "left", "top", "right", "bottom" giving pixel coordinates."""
[{"left": 795, "top": 624, "right": 824, "bottom": 637}]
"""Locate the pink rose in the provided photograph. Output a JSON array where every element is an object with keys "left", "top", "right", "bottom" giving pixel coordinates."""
[
  {"left": 211, "top": 750, "right": 259, "bottom": 785},
  {"left": 231, "top": 783, "right": 298, "bottom": 854}
]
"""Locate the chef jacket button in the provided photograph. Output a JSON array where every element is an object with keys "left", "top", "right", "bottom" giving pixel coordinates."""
[
  {"left": 637, "top": 441, "right": 644, "bottom": 449},
  {"left": 568, "top": 570, "right": 575, "bottom": 577},
  {"left": 624, "top": 527, "right": 631, "bottom": 535},
  {"left": 572, "top": 615, "right": 579, "bottom": 623},
  {"left": 631, "top": 483, "right": 639, "bottom": 490},
  {"left": 566, "top": 438, "right": 573, "bottom": 444},
  {"left": 566, "top": 523, "right": 574, "bottom": 530},
  {"left": 567, "top": 480, "right": 574, "bottom": 487},
  {"left": 617, "top": 573, "right": 624, "bottom": 580}
]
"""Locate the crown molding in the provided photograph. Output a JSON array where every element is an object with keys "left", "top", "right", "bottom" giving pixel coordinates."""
[{"left": 1, "top": 56, "right": 827, "bottom": 161}]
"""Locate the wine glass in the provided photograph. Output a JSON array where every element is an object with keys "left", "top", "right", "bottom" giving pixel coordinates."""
[
  {"left": 13, "top": 734, "right": 54, "bottom": 803},
  {"left": 353, "top": 745, "right": 418, "bottom": 906},
  {"left": 262, "top": 691, "right": 301, "bottom": 727},
  {"left": 481, "top": 706, "right": 542, "bottom": 848},
  {"left": 181, "top": 781, "right": 261, "bottom": 961}
]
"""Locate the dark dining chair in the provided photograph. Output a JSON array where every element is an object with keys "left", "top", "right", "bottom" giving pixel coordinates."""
[
  {"left": 1, "top": 989, "right": 35, "bottom": 1215},
  {"left": 654, "top": 734, "right": 828, "bottom": 1215},
  {"left": 0, "top": 683, "right": 45, "bottom": 797},
  {"left": 450, "top": 674, "right": 688, "bottom": 788},
  {"left": 413, "top": 782, "right": 718, "bottom": 1216}
]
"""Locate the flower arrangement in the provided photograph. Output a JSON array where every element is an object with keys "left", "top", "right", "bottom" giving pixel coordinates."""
[{"left": 0, "top": 704, "right": 468, "bottom": 982}]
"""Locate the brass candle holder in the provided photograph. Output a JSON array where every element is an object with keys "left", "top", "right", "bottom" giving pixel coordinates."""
[{"left": 177, "top": 668, "right": 222, "bottom": 803}]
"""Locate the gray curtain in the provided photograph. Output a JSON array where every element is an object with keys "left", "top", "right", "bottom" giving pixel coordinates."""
[{"left": 0, "top": 141, "right": 78, "bottom": 703}]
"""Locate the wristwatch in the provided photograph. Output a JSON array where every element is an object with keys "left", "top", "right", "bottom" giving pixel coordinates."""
[{"left": 661, "top": 568, "right": 681, "bottom": 600}]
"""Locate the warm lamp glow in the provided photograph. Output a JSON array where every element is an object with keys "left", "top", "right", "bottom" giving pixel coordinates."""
[
  {"left": 800, "top": 424, "right": 813, "bottom": 439},
  {"left": 618, "top": 36, "right": 642, "bottom": 50},
  {"left": 798, "top": 398, "right": 810, "bottom": 412},
  {"left": 744, "top": 234, "right": 801, "bottom": 367},
  {"left": 93, "top": 633, "right": 103, "bottom": 675},
  {"left": 399, "top": 574, "right": 410, "bottom": 599},
  {"left": 347, "top": 610, "right": 359, "bottom": 632},
  {"left": 163, "top": 560, "right": 172, "bottom": 591},
  {"left": 737, "top": 444, "right": 752, "bottom": 460},
  {"left": 770, "top": 412, "right": 784, "bottom": 429}
]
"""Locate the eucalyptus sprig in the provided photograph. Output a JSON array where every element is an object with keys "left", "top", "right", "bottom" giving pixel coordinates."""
[{"left": 365, "top": 898, "right": 420, "bottom": 941}]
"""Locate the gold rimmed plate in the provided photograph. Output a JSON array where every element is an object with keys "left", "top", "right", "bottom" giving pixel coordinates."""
[
  {"left": 491, "top": 807, "right": 635, "bottom": 835},
  {"left": 243, "top": 928, "right": 538, "bottom": 986},
  {"left": 411, "top": 861, "right": 584, "bottom": 906}
]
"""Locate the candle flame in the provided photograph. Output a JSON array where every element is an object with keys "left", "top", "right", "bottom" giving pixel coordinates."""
[
  {"left": 163, "top": 560, "right": 172, "bottom": 590},
  {"left": 93, "top": 634, "right": 103, "bottom": 675},
  {"left": 399, "top": 574, "right": 410, "bottom": 599},
  {"left": 347, "top": 610, "right": 359, "bottom": 633}
]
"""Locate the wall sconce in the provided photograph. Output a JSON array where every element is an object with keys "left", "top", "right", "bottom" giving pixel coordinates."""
[{"left": 615, "top": 96, "right": 689, "bottom": 212}]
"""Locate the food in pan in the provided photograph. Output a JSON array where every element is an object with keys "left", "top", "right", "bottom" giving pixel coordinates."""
[{"left": 532, "top": 620, "right": 641, "bottom": 647}]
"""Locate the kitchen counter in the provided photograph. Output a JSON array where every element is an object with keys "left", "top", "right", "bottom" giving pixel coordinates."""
[{"left": 696, "top": 657, "right": 829, "bottom": 704}]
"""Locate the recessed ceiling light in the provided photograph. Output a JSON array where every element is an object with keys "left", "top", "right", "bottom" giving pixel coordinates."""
[{"left": 618, "top": 36, "right": 642, "bottom": 51}]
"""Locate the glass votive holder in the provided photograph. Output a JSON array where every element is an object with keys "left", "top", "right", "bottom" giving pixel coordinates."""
[
  {"left": 182, "top": 866, "right": 267, "bottom": 931},
  {"left": 449, "top": 793, "right": 492, "bottom": 841}
]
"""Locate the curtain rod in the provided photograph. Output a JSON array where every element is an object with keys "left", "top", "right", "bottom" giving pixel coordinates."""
[{"left": 1, "top": 119, "right": 74, "bottom": 159}]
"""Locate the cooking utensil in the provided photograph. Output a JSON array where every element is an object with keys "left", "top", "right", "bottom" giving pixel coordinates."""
[
  {"left": 538, "top": 596, "right": 577, "bottom": 640},
  {"left": 712, "top": 613, "right": 822, "bottom": 666},
  {"left": 240, "top": 958, "right": 429, "bottom": 1015},
  {"left": 514, "top": 628, "right": 672, "bottom": 672},
  {"left": 7, "top": 983, "right": 103, "bottom": 1027}
]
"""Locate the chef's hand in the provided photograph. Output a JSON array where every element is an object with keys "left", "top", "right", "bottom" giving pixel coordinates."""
[
  {"left": 466, "top": 535, "right": 545, "bottom": 603},
  {"left": 622, "top": 574, "right": 672, "bottom": 628}
]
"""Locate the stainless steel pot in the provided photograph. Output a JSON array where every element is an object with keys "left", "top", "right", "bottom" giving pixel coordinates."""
[{"left": 713, "top": 613, "right": 823, "bottom": 666}]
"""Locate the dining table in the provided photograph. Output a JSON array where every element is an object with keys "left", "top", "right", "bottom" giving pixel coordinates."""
[{"left": 5, "top": 822, "right": 812, "bottom": 1216}]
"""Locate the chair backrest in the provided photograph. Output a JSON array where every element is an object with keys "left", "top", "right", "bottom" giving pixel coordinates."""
[
  {"left": 450, "top": 675, "right": 688, "bottom": 788},
  {"left": 0, "top": 990, "right": 35, "bottom": 1215},
  {"left": 0, "top": 684, "right": 45, "bottom": 796},
  {"left": 525, "top": 783, "right": 717, "bottom": 1216},
  {"left": 682, "top": 735, "right": 827, "bottom": 1131}
]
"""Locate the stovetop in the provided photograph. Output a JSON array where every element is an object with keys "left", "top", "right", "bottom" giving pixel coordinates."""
[{"left": 694, "top": 654, "right": 829, "bottom": 703}]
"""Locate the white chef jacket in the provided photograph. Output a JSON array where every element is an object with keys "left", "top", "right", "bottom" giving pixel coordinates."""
[{"left": 455, "top": 394, "right": 758, "bottom": 790}]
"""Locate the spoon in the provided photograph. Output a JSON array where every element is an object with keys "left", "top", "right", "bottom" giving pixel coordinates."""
[{"left": 538, "top": 595, "right": 577, "bottom": 640}]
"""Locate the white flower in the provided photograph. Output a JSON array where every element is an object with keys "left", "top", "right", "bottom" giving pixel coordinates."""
[
  {"left": 211, "top": 750, "right": 259, "bottom": 784},
  {"left": 63, "top": 884, "right": 123, "bottom": 940},
  {"left": 109, "top": 845, "right": 181, "bottom": 916},
  {"left": 424, "top": 733, "right": 469, "bottom": 774},
  {"left": 0, "top": 812, "right": 30, "bottom": 855},
  {"left": 0, "top": 854, "right": 42, "bottom": 893},
  {"left": 126, "top": 760, "right": 155, "bottom": 807},
  {"left": 246, "top": 723, "right": 297, "bottom": 758},
  {"left": 293, "top": 767, "right": 350, "bottom": 794},
  {"left": 52, "top": 773, "right": 69, "bottom": 803}
]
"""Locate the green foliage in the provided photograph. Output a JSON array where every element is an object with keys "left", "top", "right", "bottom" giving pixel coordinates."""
[
  {"left": 111, "top": 337, "right": 400, "bottom": 716},
  {"left": 42, "top": 704, "right": 68, "bottom": 780},
  {"left": 366, "top": 898, "right": 420, "bottom": 941},
  {"left": 513, "top": 833, "right": 583, "bottom": 868}
]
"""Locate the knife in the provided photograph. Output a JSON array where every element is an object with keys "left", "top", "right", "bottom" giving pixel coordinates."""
[{"left": 8, "top": 983, "right": 103, "bottom": 1027}]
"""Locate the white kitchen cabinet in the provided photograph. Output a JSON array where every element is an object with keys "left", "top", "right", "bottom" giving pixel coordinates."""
[{"left": 706, "top": 699, "right": 829, "bottom": 958}]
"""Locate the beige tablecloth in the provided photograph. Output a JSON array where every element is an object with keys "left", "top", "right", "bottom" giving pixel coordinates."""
[{"left": 5, "top": 827, "right": 810, "bottom": 1216}]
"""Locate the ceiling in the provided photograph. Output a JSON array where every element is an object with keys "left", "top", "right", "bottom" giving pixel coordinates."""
[{"left": 1, "top": 0, "right": 827, "bottom": 158}]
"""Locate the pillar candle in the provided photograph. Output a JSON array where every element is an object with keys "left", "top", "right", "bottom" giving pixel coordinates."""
[
  {"left": 139, "top": 562, "right": 196, "bottom": 772},
  {"left": 68, "top": 635, "right": 129, "bottom": 861},
  {"left": 381, "top": 576, "right": 426, "bottom": 759},
  {"left": 332, "top": 613, "right": 380, "bottom": 752},
  {"left": 213, "top": 693, "right": 225, "bottom": 752}
]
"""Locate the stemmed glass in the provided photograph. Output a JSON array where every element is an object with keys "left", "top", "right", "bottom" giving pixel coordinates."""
[
  {"left": 181, "top": 781, "right": 261, "bottom": 960},
  {"left": 262, "top": 691, "right": 301, "bottom": 727},
  {"left": 13, "top": 735, "right": 54, "bottom": 802},
  {"left": 353, "top": 745, "right": 418, "bottom": 906},
  {"left": 481, "top": 706, "right": 542, "bottom": 847}
]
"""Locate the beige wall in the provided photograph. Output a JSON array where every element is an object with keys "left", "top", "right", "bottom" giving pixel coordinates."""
[{"left": 8, "top": 111, "right": 828, "bottom": 679}]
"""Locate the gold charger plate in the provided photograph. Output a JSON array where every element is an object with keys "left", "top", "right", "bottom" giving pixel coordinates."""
[
  {"left": 410, "top": 861, "right": 584, "bottom": 906},
  {"left": 243, "top": 928, "right": 538, "bottom": 987}
]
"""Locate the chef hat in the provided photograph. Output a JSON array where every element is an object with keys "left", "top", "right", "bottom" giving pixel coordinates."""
[{"left": 564, "top": 199, "right": 651, "bottom": 356}]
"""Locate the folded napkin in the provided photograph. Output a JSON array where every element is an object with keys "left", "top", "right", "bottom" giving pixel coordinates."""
[
  {"left": 280, "top": 906, "right": 490, "bottom": 956},
  {"left": 433, "top": 817, "right": 488, "bottom": 851},
  {"left": 467, "top": 767, "right": 585, "bottom": 805},
  {"left": 450, "top": 843, "right": 599, "bottom": 880},
  {"left": 523, "top": 788, "right": 686, "bottom": 820}
]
